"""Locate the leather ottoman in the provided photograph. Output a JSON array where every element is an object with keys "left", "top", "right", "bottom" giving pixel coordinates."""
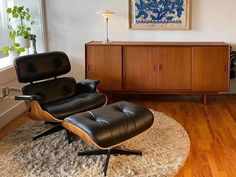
[{"left": 62, "top": 101, "right": 154, "bottom": 176}]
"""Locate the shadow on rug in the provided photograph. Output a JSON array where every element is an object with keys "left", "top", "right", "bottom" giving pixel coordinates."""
[{"left": 0, "top": 110, "right": 190, "bottom": 177}]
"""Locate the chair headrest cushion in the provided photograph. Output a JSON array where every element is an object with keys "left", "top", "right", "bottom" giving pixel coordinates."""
[{"left": 14, "top": 51, "right": 71, "bottom": 83}]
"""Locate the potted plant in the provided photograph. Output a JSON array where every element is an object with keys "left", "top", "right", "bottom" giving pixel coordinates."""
[
  {"left": 29, "top": 34, "right": 37, "bottom": 54},
  {"left": 7, "top": 6, "right": 35, "bottom": 48},
  {"left": 1, "top": 5, "right": 35, "bottom": 62}
]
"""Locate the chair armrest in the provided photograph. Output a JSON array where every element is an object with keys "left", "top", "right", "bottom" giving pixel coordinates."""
[
  {"left": 15, "top": 95, "right": 42, "bottom": 101},
  {"left": 77, "top": 79, "right": 100, "bottom": 93}
]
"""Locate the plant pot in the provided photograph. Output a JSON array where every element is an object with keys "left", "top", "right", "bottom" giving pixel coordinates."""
[
  {"left": 8, "top": 50, "right": 19, "bottom": 64},
  {"left": 15, "top": 36, "right": 29, "bottom": 48},
  {"left": 29, "top": 39, "right": 37, "bottom": 54}
]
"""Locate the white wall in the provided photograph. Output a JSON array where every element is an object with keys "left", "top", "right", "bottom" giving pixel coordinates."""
[{"left": 45, "top": 0, "right": 236, "bottom": 80}]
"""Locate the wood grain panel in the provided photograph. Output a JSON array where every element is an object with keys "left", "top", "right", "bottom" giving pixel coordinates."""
[
  {"left": 86, "top": 46, "right": 122, "bottom": 91},
  {"left": 159, "top": 46, "right": 192, "bottom": 89},
  {"left": 123, "top": 46, "right": 192, "bottom": 90},
  {"left": 193, "top": 46, "right": 229, "bottom": 91},
  {"left": 123, "top": 46, "right": 160, "bottom": 90}
]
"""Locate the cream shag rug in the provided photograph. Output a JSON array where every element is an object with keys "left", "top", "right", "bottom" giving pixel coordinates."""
[{"left": 0, "top": 110, "right": 190, "bottom": 177}]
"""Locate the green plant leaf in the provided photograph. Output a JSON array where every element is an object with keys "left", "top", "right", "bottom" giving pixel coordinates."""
[
  {"left": 2, "top": 47, "right": 9, "bottom": 55},
  {"left": 13, "top": 14, "right": 19, "bottom": 18},
  {"left": 19, "top": 48, "right": 25, "bottom": 52},
  {"left": 18, "top": 6, "right": 24, "bottom": 12},
  {"left": 31, "top": 21, "right": 35, "bottom": 25},
  {"left": 7, "top": 8, "right": 12, "bottom": 13},
  {"left": 9, "top": 31, "right": 15, "bottom": 40},
  {"left": 14, "top": 43, "right": 20, "bottom": 47},
  {"left": 9, "top": 46, "right": 15, "bottom": 51}
]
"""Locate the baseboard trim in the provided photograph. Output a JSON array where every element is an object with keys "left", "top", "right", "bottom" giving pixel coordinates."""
[{"left": 0, "top": 101, "right": 27, "bottom": 130}]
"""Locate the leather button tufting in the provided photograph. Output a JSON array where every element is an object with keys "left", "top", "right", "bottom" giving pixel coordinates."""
[
  {"left": 22, "top": 77, "right": 77, "bottom": 104},
  {"left": 63, "top": 101, "right": 154, "bottom": 149},
  {"left": 115, "top": 104, "right": 124, "bottom": 112},
  {"left": 14, "top": 51, "right": 71, "bottom": 83}
]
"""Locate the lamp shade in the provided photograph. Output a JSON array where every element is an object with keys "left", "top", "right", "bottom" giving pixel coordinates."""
[{"left": 97, "top": 10, "right": 116, "bottom": 18}]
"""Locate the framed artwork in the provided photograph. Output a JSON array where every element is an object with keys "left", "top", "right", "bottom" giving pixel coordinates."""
[{"left": 129, "top": 0, "right": 191, "bottom": 30}]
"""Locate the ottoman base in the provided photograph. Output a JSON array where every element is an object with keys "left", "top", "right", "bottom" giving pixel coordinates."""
[{"left": 78, "top": 148, "right": 142, "bottom": 176}]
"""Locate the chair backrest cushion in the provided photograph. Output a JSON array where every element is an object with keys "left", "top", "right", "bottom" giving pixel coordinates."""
[
  {"left": 14, "top": 51, "right": 71, "bottom": 83},
  {"left": 22, "top": 77, "right": 77, "bottom": 104}
]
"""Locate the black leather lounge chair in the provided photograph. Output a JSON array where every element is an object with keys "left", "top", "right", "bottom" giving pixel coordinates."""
[{"left": 14, "top": 51, "right": 107, "bottom": 140}]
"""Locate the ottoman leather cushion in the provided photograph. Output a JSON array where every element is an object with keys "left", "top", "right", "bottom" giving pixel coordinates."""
[{"left": 63, "top": 101, "right": 154, "bottom": 149}]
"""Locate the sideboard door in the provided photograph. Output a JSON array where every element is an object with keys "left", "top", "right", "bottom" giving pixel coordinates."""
[
  {"left": 123, "top": 46, "right": 192, "bottom": 90},
  {"left": 158, "top": 46, "right": 192, "bottom": 90},
  {"left": 192, "top": 46, "right": 229, "bottom": 92},
  {"left": 86, "top": 46, "right": 122, "bottom": 91},
  {"left": 123, "top": 46, "right": 160, "bottom": 90}
]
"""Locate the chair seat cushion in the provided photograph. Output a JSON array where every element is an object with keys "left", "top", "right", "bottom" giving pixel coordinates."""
[
  {"left": 63, "top": 101, "right": 154, "bottom": 149},
  {"left": 43, "top": 93, "right": 107, "bottom": 120}
]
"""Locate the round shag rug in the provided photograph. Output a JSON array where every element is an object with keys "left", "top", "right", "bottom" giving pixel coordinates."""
[{"left": 0, "top": 110, "right": 190, "bottom": 177}]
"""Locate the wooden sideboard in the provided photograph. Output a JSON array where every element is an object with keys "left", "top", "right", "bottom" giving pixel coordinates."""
[{"left": 85, "top": 41, "right": 230, "bottom": 103}]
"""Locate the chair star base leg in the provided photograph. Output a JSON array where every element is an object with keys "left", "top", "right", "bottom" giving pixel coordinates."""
[
  {"left": 78, "top": 148, "right": 142, "bottom": 176},
  {"left": 66, "top": 129, "right": 75, "bottom": 144},
  {"left": 33, "top": 124, "right": 63, "bottom": 141}
]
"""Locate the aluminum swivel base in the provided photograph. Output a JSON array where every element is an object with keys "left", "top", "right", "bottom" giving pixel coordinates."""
[{"left": 78, "top": 148, "right": 142, "bottom": 176}]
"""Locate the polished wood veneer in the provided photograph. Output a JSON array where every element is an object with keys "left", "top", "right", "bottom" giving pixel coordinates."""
[
  {"left": 192, "top": 46, "right": 229, "bottom": 91},
  {"left": 85, "top": 41, "right": 230, "bottom": 98},
  {"left": 123, "top": 46, "right": 192, "bottom": 90},
  {"left": 86, "top": 45, "right": 122, "bottom": 91}
]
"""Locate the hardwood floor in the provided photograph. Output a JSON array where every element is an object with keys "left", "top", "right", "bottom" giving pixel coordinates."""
[
  {"left": 1, "top": 95, "right": 236, "bottom": 177},
  {"left": 114, "top": 95, "right": 236, "bottom": 177},
  {"left": 0, "top": 112, "right": 28, "bottom": 140}
]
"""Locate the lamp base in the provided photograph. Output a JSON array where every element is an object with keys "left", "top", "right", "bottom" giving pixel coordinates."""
[{"left": 102, "top": 39, "right": 112, "bottom": 44}]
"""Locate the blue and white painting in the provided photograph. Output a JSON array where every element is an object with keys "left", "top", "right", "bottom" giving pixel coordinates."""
[{"left": 130, "top": 0, "right": 190, "bottom": 29}]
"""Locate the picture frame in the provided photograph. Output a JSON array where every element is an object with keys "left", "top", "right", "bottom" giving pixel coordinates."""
[{"left": 129, "top": 0, "right": 191, "bottom": 30}]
